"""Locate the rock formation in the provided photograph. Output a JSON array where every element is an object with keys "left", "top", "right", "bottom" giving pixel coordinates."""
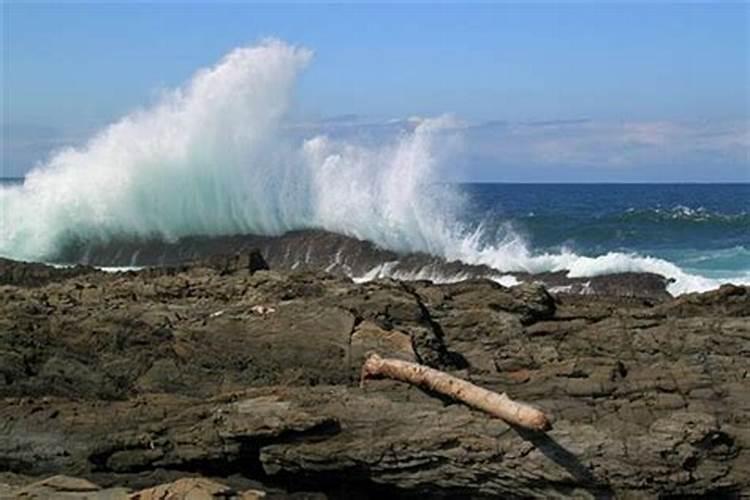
[{"left": 0, "top": 254, "right": 747, "bottom": 498}]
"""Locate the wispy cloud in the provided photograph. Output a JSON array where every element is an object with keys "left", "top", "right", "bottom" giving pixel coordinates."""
[{"left": 466, "top": 118, "right": 750, "bottom": 169}]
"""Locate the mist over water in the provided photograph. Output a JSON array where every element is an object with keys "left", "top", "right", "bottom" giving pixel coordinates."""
[{"left": 1, "top": 40, "right": 747, "bottom": 295}]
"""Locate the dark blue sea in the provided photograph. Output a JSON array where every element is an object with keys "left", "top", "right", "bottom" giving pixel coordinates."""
[{"left": 458, "top": 183, "right": 749, "bottom": 282}]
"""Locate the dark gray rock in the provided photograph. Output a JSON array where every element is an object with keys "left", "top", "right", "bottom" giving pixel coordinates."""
[
  {"left": 0, "top": 257, "right": 98, "bottom": 287},
  {"left": 0, "top": 257, "right": 747, "bottom": 498}
]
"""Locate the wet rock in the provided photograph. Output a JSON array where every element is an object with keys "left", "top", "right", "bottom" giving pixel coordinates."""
[
  {"left": 0, "top": 258, "right": 98, "bottom": 287},
  {"left": 192, "top": 250, "right": 270, "bottom": 276},
  {"left": 50, "top": 229, "right": 673, "bottom": 301},
  {"left": 517, "top": 271, "right": 673, "bottom": 301}
]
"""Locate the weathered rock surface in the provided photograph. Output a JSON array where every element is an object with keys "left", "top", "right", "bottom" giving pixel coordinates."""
[
  {"left": 0, "top": 474, "right": 270, "bottom": 499},
  {"left": 0, "top": 258, "right": 748, "bottom": 498}
]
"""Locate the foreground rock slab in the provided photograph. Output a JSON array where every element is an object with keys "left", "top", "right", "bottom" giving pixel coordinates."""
[
  {"left": 0, "top": 257, "right": 748, "bottom": 498},
  {"left": 0, "top": 475, "right": 267, "bottom": 499}
]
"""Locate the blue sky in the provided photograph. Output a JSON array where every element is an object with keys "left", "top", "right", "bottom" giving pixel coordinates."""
[{"left": 2, "top": 2, "right": 748, "bottom": 181}]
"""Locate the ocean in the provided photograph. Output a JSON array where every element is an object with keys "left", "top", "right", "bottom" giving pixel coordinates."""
[{"left": 459, "top": 182, "right": 749, "bottom": 282}]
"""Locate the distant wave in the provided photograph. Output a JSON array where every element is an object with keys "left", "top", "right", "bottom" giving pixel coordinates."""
[
  {"left": 1, "top": 39, "right": 748, "bottom": 296},
  {"left": 617, "top": 205, "right": 749, "bottom": 224},
  {"left": 516, "top": 205, "right": 749, "bottom": 228}
]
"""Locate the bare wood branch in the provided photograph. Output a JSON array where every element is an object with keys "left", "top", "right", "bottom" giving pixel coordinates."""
[{"left": 361, "top": 353, "right": 551, "bottom": 432}]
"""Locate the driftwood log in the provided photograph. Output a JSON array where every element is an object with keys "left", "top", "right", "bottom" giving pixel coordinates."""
[{"left": 361, "top": 353, "right": 552, "bottom": 432}]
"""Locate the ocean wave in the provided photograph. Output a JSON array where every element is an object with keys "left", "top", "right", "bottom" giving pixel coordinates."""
[
  {"left": 618, "top": 205, "right": 749, "bottom": 224},
  {"left": 0, "top": 39, "right": 462, "bottom": 264},
  {"left": 441, "top": 233, "right": 750, "bottom": 295},
  {"left": 1, "top": 40, "right": 747, "bottom": 296}
]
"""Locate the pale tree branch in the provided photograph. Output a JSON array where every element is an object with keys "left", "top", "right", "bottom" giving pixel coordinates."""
[{"left": 361, "top": 353, "right": 551, "bottom": 432}]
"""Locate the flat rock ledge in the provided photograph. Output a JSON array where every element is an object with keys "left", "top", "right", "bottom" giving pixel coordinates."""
[{"left": 0, "top": 255, "right": 748, "bottom": 499}]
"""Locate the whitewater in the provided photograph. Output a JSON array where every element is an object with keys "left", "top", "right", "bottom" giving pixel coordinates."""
[{"left": 1, "top": 39, "right": 747, "bottom": 295}]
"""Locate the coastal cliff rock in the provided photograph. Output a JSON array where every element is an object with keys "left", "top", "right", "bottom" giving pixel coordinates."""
[
  {"left": 54, "top": 229, "right": 673, "bottom": 301},
  {"left": 0, "top": 257, "right": 747, "bottom": 498}
]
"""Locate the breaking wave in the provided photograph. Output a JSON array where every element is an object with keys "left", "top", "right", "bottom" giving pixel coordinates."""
[
  {"left": 1, "top": 40, "right": 461, "bottom": 262},
  {"left": 1, "top": 40, "right": 747, "bottom": 295}
]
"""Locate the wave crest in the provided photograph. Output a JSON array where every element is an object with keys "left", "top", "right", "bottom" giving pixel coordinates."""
[{"left": 0, "top": 40, "right": 462, "bottom": 262}]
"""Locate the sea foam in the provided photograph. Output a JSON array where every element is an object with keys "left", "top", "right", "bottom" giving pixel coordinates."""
[{"left": 1, "top": 39, "right": 747, "bottom": 295}]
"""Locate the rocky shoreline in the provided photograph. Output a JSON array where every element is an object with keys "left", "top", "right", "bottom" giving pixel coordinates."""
[
  {"left": 0, "top": 254, "right": 748, "bottom": 498},
  {"left": 38, "top": 229, "right": 674, "bottom": 300}
]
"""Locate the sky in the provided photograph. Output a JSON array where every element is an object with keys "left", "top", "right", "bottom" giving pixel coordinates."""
[{"left": 2, "top": 2, "right": 748, "bottom": 181}]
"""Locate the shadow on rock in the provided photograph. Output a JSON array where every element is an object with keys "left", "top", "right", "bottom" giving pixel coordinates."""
[{"left": 512, "top": 425, "right": 614, "bottom": 500}]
